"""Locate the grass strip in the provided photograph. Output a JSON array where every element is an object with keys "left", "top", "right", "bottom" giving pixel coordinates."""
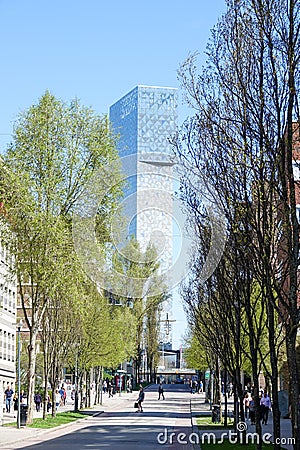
[
  {"left": 196, "top": 416, "right": 234, "bottom": 429},
  {"left": 5, "top": 411, "right": 86, "bottom": 429}
]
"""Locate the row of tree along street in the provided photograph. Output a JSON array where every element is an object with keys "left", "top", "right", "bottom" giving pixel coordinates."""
[
  {"left": 173, "top": 1, "right": 300, "bottom": 449},
  {"left": 0, "top": 92, "right": 166, "bottom": 424}
]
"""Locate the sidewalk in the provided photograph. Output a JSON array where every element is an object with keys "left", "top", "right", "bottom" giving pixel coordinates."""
[
  {"left": 190, "top": 393, "right": 294, "bottom": 450},
  {"left": 0, "top": 390, "right": 137, "bottom": 449}
]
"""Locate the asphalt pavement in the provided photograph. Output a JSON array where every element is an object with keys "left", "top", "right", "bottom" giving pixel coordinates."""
[
  {"left": 0, "top": 386, "right": 295, "bottom": 450},
  {"left": 0, "top": 384, "right": 196, "bottom": 450}
]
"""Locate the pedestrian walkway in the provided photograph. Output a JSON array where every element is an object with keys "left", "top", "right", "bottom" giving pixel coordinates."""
[
  {"left": 1, "top": 401, "right": 72, "bottom": 425},
  {"left": 0, "top": 390, "right": 137, "bottom": 449},
  {"left": 190, "top": 392, "right": 294, "bottom": 450}
]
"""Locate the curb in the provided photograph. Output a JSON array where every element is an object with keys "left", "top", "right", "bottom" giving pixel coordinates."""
[{"left": 0, "top": 409, "right": 106, "bottom": 447}]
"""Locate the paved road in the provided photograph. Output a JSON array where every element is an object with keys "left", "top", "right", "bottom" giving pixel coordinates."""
[{"left": 2, "top": 384, "right": 196, "bottom": 450}]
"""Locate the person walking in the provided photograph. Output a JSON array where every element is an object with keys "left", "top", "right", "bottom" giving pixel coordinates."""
[
  {"left": 243, "top": 392, "right": 250, "bottom": 420},
  {"left": 249, "top": 396, "right": 255, "bottom": 425},
  {"left": 55, "top": 389, "right": 61, "bottom": 411},
  {"left": 13, "top": 393, "right": 18, "bottom": 416},
  {"left": 34, "top": 391, "right": 42, "bottom": 412},
  {"left": 260, "top": 390, "right": 271, "bottom": 425},
  {"left": 136, "top": 385, "right": 145, "bottom": 412},
  {"left": 199, "top": 380, "right": 203, "bottom": 394},
  {"left": 4, "top": 385, "right": 14, "bottom": 413},
  {"left": 108, "top": 381, "right": 113, "bottom": 398},
  {"left": 158, "top": 383, "right": 165, "bottom": 400},
  {"left": 47, "top": 394, "right": 52, "bottom": 412}
]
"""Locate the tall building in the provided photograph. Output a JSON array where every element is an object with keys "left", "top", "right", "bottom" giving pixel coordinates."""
[
  {"left": 109, "top": 85, "right": 178, "bottom": 343},
  {"left": 0, "top": 233, "right": 17, "bottom": 392}
]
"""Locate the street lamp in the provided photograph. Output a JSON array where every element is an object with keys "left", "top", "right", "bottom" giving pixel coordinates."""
[{"left": 17, "top": 319, "right": 23, "bottom": 429}]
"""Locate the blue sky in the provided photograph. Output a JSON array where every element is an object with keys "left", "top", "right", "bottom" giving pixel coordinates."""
[
  {"left": 0, "top": 0, "right": 226, "bottom": 346},
  {"left": 0, "top": 0, "right": 226, "bottom": 147}
]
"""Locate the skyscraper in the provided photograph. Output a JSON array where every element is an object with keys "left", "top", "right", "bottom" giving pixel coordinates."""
[
  {"left": 109, "top": 85, "right": 178, "bottom": 341},
  {"left": 110, "top": 85, "right": 177, "bottom": 270}
]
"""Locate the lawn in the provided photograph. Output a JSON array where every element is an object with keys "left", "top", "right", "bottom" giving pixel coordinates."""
[
  {"left": 197, "top": 416, "right": 234, "bottom": 429},
  {"left": 6, "top": 411, "right": 86, "bottom": 429}
]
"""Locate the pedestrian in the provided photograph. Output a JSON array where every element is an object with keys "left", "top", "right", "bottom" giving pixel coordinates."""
[
  {"left": 158, "top": 383, "right": 165, "bottom": 400},
  {"left": 136, "top": 385, "right": 145, "bottom": 412},
  {"left": 199, "top": 380, "right": 203, "bottom": 393},
  {"left": 34, "top": 391, "right": 42, "bottom": 412},
  {"left": 249, "top": 396, "right": 255, "bottom": 425},
  {"left": 4, "top": 385, "right": 14, "bottom": 413},
  {"left": 191, "top": 380, "right": 196, "bottom": 394},
  {"left": 47, "top": 394, "right": 52, "bottom": 412},
  {"left": 20, "top": 390, "right": 26, "bottom": 404},
  {"left": 127, "top": 379, "right": 132, "bottom": 393},
  {"left": 55, "top": 389, "right": 61, "bottom": 411},
  {"left": 59, "top": 386, "right": 65, "bottom": 406},
  {"left": 108, "top": 381, "right": 113, "bottom": 398},
  {"left": 63, "top": 387, "right": 67, "bottom": 405},
  {"left": 13, "top": 393, "right": 18, "bottom": 415},
  {"left": 103, "top": 380, "right": 107, "bottom": 393},
  {"left": 260, "top": 390, "right": 271, "bottom": 425},
  {"left": 243, "top": 392, "right": 250, "bottom": 419}
]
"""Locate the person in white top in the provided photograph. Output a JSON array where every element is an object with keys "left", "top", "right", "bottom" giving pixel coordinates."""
[
  {"left": 260, "top": 390, "right": 271, "bottom": 424},
  {"left": 55, "top": 389, "right": 61, "bottom": 411}
]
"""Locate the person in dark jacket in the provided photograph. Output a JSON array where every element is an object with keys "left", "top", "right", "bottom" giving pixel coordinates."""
[
  {"left": 34, "top": 392, "right": 42, "bottom": 412},
  {"left": 136, "top": 385, "right": 145, "bottom": 412},
  {"left": 158, "top": 383, "right": 165, "bottom": 400}
]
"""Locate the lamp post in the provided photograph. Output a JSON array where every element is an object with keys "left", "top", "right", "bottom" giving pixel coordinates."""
[{"left": 17, "top": 319, "right": 23, "bottom": 429}]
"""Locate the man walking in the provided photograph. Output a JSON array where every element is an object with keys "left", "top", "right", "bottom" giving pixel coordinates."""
[
  {"left": 158, "top": 383, "right": 165, "bottom": 400},
  {"left": 260, "top": 390, "right": 271, "bottom": 425},
  {"left": 5, "top": 385, "right": 14, "bottom": 413},
  {"left": 136, "top": 385, "right": 145, "bottom": 412},
  {"left": 108, "top": 381, "right": 113, "bottom": 398},
  {"left": 34, "top": 391, "right": 42, "bottom": 412}
]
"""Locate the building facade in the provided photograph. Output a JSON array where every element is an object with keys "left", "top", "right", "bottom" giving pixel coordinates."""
[
  {"left": 110, "top": 85, "right": 177, "bottom": 269},
  {"left": 109, "top": 85, "right": 178, "bottom": 343},
  {"left": 0, "top": 235, "right": 17, "bottom": 392}
]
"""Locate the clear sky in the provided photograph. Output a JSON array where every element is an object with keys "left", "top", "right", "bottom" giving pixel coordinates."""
[{"left": 0, "top": 0, "right": 226, "bottom": 347}]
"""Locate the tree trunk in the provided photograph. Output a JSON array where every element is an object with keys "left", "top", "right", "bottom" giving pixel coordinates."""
[
  {"left": 286, "top": 325, "right": 300, "bottom": 448},
  {"left": 26, "top": 331, "right": 37, "bottom": 424},
  {"left": 51, "top": 384, "right": 56, "bottom": 418},
  {"left": 42, "top": 377, "right": 47, "bottom": 420},
  {"left": 266, "top": 296, "right": 281, "bottom": 448}
]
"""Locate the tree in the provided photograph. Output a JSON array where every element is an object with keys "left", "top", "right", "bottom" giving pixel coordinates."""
[
  {"left": 111, "top": 238, "right": 167, "bottom": 384},
  {"left": 173, "top": 1, "right": 300, "bottom": 445},
  {"left": 0, "top": 91, "right": 123, "bottom": 423}
]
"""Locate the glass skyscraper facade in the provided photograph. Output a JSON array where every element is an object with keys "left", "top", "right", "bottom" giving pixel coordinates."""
[
  {"left": 109, "top": 85, "right": 177, "bottom": 276},
  {"left": 109, "top": 85, "right": 177, "bottom": 157}
]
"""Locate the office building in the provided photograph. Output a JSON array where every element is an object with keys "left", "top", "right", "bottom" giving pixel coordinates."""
[{"left": 110, "top": 85, "right": 178, "bottom": 342}]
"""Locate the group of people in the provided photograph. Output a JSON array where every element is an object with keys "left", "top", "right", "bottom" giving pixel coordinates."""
[
  {"left": 243, "top": 389, "right": 272, "bottom": 425},
  {"left": 4, "top": 385, "right": 28, "bottom": 415},
  {"left": 134, "top": 382, "right": 166, "bottom": 413},
  {"left": 190, "top": 379, "right": 203, "bottom": 394}
]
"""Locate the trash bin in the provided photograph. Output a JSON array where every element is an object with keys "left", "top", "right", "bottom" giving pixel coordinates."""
[
  {"left": 212, "top": 404, "right": 221, "bottom": 423},
  {"left": 19, "top": 404, "right": 28, "bottom": 427}
]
